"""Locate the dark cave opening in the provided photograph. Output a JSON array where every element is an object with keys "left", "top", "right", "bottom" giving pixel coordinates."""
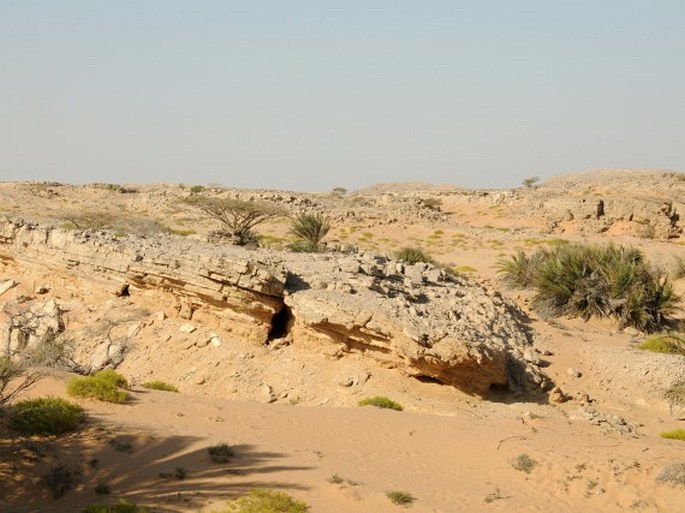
[{"left": 267, "top": 303, "right": 293, "bottom": 342}]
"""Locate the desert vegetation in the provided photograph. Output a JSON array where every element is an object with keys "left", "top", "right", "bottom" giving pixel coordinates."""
[
  {"left": 183, "top": 195, "right": 287, "bottom": 245},
  {"left": 386, "top": 490, "right": 416, "bottom": 506},
  {"left": 6, "top": 396, "right": 85, "bottom": 436},
  {"left": 498, "top": 244, "right": 679, "bottom": 331},
  {"left": 358, "top": 396, "right": 404, "bottom": 411},
  {"left": 219, "top": 488, "right": 309, "bottom": 513},
  {"left": 394, "top": 247, "right": 435, "bottom": 265},
  {"left": 141, "top": 380, "right": 179, "bottom": 392},
  {"left": 67, "top": 370, "right": 129, "bottom": 403},
  {"left": 289, "top": 212, "right": 331, "bottom": 252}
]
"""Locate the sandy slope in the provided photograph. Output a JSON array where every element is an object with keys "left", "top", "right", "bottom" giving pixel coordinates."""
[{"left": 1, "top": 374, "right": 683, "bottom": 513}]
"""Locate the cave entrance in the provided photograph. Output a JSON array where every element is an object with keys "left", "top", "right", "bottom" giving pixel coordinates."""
[{"left": 267, "top": 303, "right": 293, "bottom": 342}]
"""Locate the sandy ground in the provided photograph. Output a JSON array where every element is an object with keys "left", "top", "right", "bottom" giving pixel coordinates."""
[
  {"left": 1, "top": 174, "right": 684, "bottom": 511},
  {"left": 1, "top": 374, "right": 683, "bottom": 513}
]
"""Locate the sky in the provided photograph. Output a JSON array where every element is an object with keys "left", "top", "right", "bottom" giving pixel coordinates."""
[{"left": 1, "top": 1, "right": 684, "bottom": 191}]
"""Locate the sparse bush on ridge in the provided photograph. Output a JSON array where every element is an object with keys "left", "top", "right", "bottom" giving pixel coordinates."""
[
  {"left": 665, "top": 380, "right": 685, "bottom": 405},
  {"left": 141, "top": 380, "right": 179, "bottom": 392},
  {"left": 358, "top": 396, "right": 403, "bottom": 411},
  {"left": 7, "top": 396, "right": 85, "bottom": 436},
  {"left": 497, "top": 243, "right": 679, "bottom": 332},
  {"left": 67, "top": 370, "right": 129, "bottom": 403}
]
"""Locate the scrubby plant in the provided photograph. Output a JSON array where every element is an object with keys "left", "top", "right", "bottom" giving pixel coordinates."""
[
  {"left": 656, "top": 462, "right": 685, "bottom": 486},
  {"left": 0, "top": 357, "right": 40, "bottom": 408},
  {"left": 639, "top": 334, "right": 685, "bottom": 356},
  {"left": 497, "top": 243, "right": 679, "bottom": 332},
  {"left": 44, "top": 464, "right": 80, "bottom": 499},
  {"left": 67, "top": 370, "right": 129, "bottom": 403},
  {"left": 660, "top": 429, "right": 685, "bottom": 441},
  {"left": 419, "top": 197, "right": 442, "bottom": 211},
  {"left": 665, "top": 380, "right": 685, "bottom": 406},
  {"left": 386, "top": 490, "right": 416, "bottom": 506},
  {"left": 208, "top": 442, "right": 233, "bottom": 463},
  {"left": 189, "top": 185, "right": 205, "bottom": 194},
  {"left": 327, "top": 473, "right": 345, "bottom": 484},
  {"left": 94, "top": 370, "right": 129, "bottom": 389},
  {"left": 183, "top": 195, "right": 287, "bottom": 245},
  {"left": 358, "top": 396, "right": 403, "bottom": 411},
  {"left": 141, "top": 380, "right": 179, "bottom": 393},
  {"left": 522, "top": 176, "right": 541, "bottom": 188},
  {"left": 511, "top": 453, "right": 537, "bottom": 473},
  {"left": 289, "top": 212, "right": 331, "bottom": 252},
  {"left": 218, "top": 488, "right": 308, "bottom": 513},
  {"left": 395, "top": 247, "right": 435, "bottom": 265},
  {"left": 7, "top": 396, "right": 85, "bottom": 436},
  {"left": 82, "top": 499, "right": 150, "bottom": 513}
]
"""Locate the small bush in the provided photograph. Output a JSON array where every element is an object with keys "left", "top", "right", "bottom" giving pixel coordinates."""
[
  {"left": 141, "top": 381, "right": 179, "bottom": 393},
  {"left": 208, "top": 442, "right": 233, "bottom": 463},
  {"left": 219, "top": 488, "right": 308, "bottom": 513},
  {"left": 656, "top": 462, "right": 685, "bottom": 487},
  {"left": 660, "top": 429, "right": 685, "bottom": 441},
  {"left": 512, "top": 453, "right": 538, "bottom": 473},
  {"left": 44, "top": 464, "right": 80, "bottom": 499},
  {"left": 7, "top": 396, "right": 85, "bottom": 436},
  {"left": 358, "top": 396, "right": 403, "bottom": 411},
  {"left": 94, "top": 370, "right": 129, "bottom": 389},
  {"left": 640, "top": 334, "right": 685, "bottom": 356},
  {"left": 395, "top": 247, "right": 435, "bottom": 265},
  {"left": 0, "top": 356, "right": 40, "bottom": 408},
  {"left": 67, "top": 371, "right": 128, "bottom": 403},
  {"left": 327, "top": 473, "right": 344, "bottom": 484},
  {"left": 386, "top": 490, "right": 416, "bottom": 506},
  {"left": 665, "top": 381, "right": 685, "bottom": 405},
  {"left": 82, "top": 499, "right": 149, "bottom": 513},
  {"left": 189, "top": 185, "right": 205, "bottom": 194}
]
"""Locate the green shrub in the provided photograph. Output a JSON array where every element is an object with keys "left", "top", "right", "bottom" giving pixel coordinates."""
[
  {"left": 395, "top": 247, "right": 435, "bottom": 265},
  {"left": 94, "top": 370, "right": 129, "bottom": 389},
  {"left": 512, "top": 453, "right": 537, "bottom": 473},
  {"left": 7, "top": 396, "right": 85, "bottom": 436},
  {"left": 640, "top": 334, "right": 685, "bottom": 356},
  {"left": 497, "top": 244, "right": 679, "bottom": 332},
  {"left": 289, "top": 212, "right": 331, "bottom": 252},
  {"left": 358, "top": 396, "right": 403, "bottom": 411},
  {"left": 189, "top": 185, "right": 205, "bottom": 194},
  {"left": 661, "top": 429, "right": 685, "bottom": 441},
  {"left": 656, "top": 462, "right": 685, "bottom": 486},
  {"left": 219, "top": 488, "right": 308, "bottom": 513},
  {"left": 386, "top": 490, "right": 416, "bottom": 505},
  {"left": 82, "top": 499, "right": 150, "bottom": 513},
  {"left": 141, "top": 380, "right": 179, "bottom": 393},
  {"left": 208, "top": 442, "right": 233, "bottom": 463},
  {"left": 67, "top": 371, "right": 128, "bottom": 403}
]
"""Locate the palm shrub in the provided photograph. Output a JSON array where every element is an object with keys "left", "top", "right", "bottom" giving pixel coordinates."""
[
  {"left": 497, "top": 243, "right": 679, "bottom": 332},
  {"left": 289, "top": 212, "right": 331, "bottom": 252}
]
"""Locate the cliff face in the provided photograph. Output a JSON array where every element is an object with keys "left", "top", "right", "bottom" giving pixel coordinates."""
[{"left": 0, "top": 218, "right": 550, "bottom": 396}]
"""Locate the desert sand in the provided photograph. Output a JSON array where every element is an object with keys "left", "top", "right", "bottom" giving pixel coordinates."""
[{"left": 1, "top": 169, "right": 684, "bottom": 512}]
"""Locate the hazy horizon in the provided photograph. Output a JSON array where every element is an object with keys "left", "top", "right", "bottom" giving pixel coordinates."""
[{"left": 2, "top": 1, "right": 684, "bottom": 192}]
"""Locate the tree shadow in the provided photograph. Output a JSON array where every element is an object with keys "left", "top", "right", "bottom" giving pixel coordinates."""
[{"left": 0, "top": 422, "right": 312, "bottom": 513}]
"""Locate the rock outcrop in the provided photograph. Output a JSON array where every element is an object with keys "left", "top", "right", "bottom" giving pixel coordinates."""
[{"left": 0, "top": 218, "right": 550, "bottom": 396}]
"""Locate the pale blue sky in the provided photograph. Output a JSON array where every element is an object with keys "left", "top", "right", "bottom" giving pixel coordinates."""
[{"left": 1, "top": 1, "right": 683, "bottom": 191}]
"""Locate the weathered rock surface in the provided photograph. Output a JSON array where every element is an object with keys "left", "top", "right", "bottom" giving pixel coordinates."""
[{"left": 0, "top": 218, "right": 550, "bottom": 396}]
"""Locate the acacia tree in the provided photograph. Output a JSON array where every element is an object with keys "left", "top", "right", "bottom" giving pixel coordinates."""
[{"left": 184, "top": 196, "right": 288, "bottom": 245}]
